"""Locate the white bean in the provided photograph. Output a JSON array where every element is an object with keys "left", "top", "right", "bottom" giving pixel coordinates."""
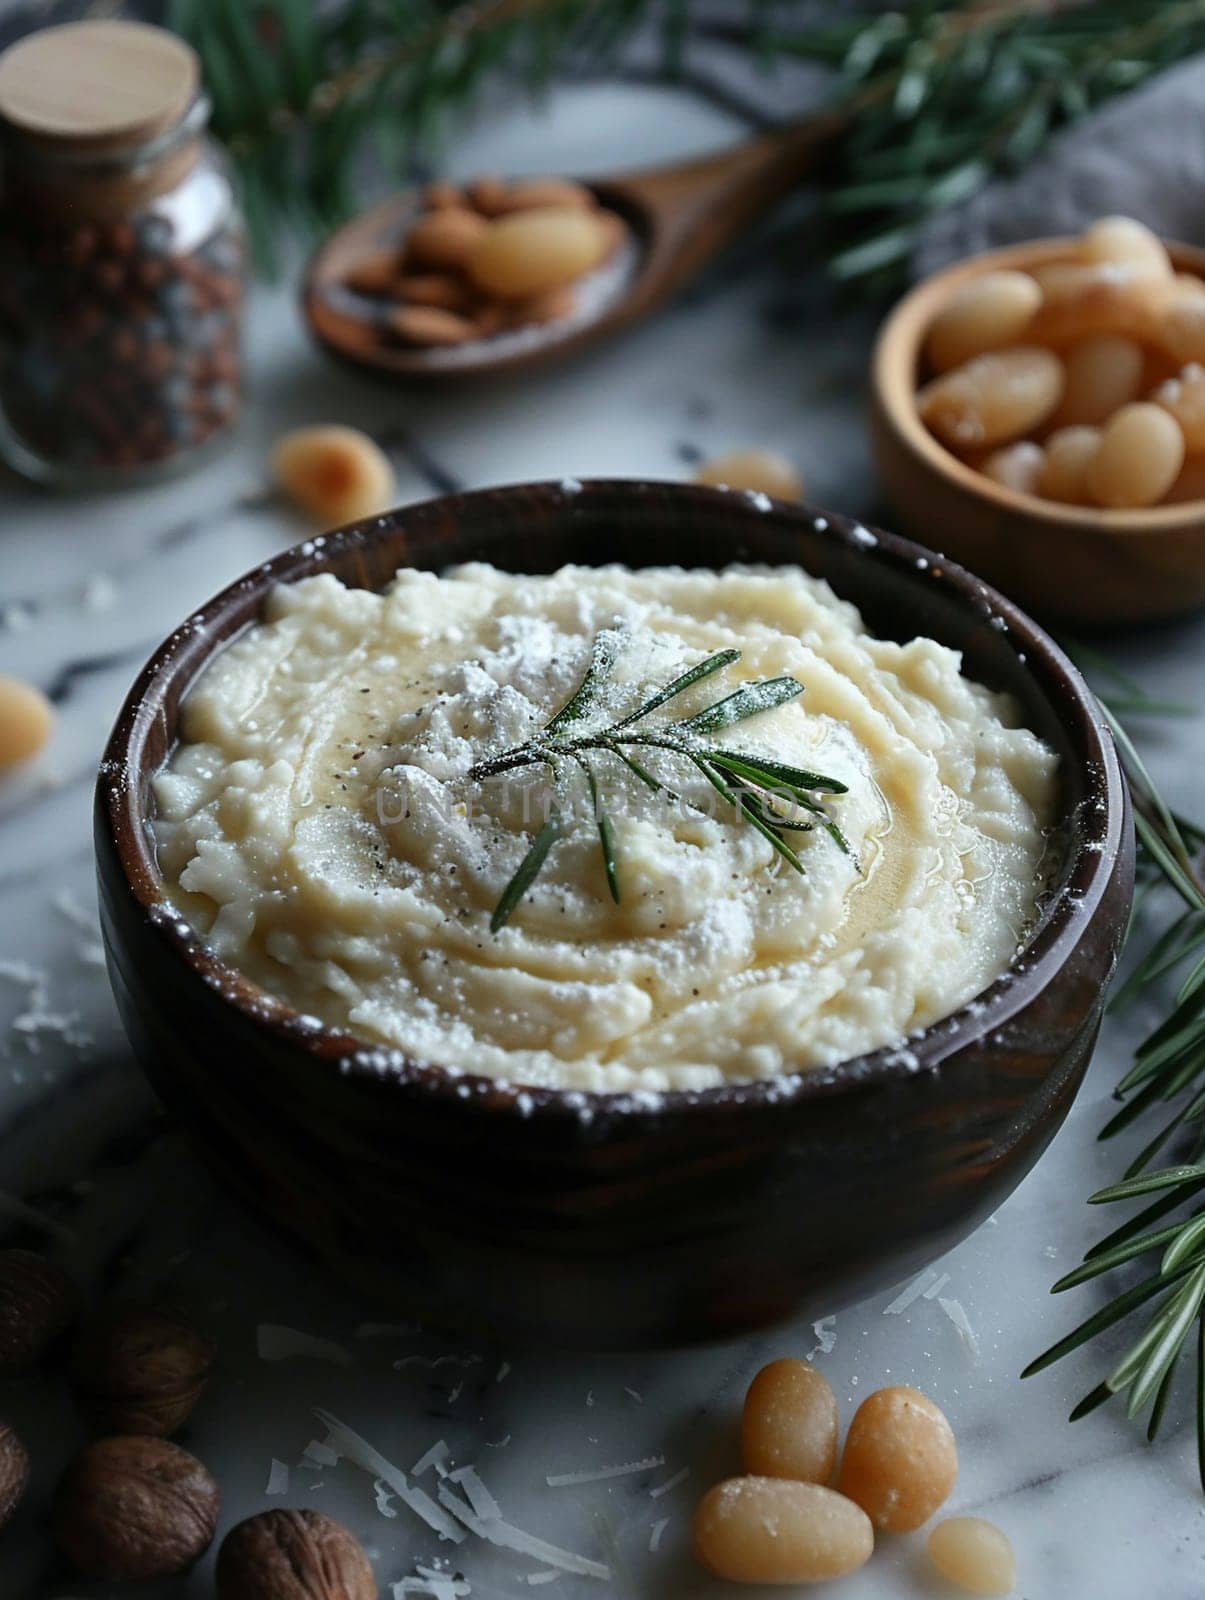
[
  {"left": 837, "top": 1385, "right": 957, "bottom": 1533},
  {"left": 918, "top": 348, "right": 1063, "bottom": 451},
  {"left": 1079, "top": 216, "right": 1171, "bottom": 277},
  {"left": 693, "top": 1477, "right": 873, "bottom": 1584},
  {"left": 695, "top": 451, "right": 804, "bottom": 502},
  {"left": 742, "top": 1359, "right": 838, "bottom": 1483},
  {"left": 1028, "top": 261, "right": 1164, "bottom": 345},
  {"left": 980, "top": 441, "right": 1043, "bottom": 495},
  {"left": 1087, "top": 403, "right": 1185, "bottom": 508},
  {"left": 1050, "top": 335, "right": 1144, "bottom": 428},
  {"left": 272, "top": 426, "right": 396, "bottom": 528},
  {"left": 1039, "top": 426, "right": 1101, "bottom": 504},
  {"left": 1154, "top": 363, "right": 1205, "bottom": 452},
  {"left": 928, "top": 1516, "right": 1016, "bottom": 1596},
  {"left": 925, "top": 272, "right": 1041, "bottom": 372},
  {"left": 0, "top": 677, "right": 53, "bottom": 769}
]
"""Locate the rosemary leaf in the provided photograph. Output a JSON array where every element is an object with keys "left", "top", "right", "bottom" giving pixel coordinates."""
[
  {"left": 705, "top": 751, "right": 852, "bottom": 853},
  {"left": 1051, "top": 1221, "right": 1191, "bottom": 1294},
  {"left": 490, "top": 808, "right": 562, "bottom": 934},
  {"left": 1022, "top": 1266, "right": 1194, "bottom": 1380},
  {"left": 1086, "top": 1179, "right": 1205, "bottom": 1263},
  {"left": 1163, "top": 1212, "right": 1205, "bottom": 1276},
  {"left": 1110, "top": 914, "right": 1205, "bottom": 1015},
  {"left": 1105, "top": 1297, "right": 1182, "bottom": 1396},
  {"left": 676, "top": 676, "right": 804, "bottom": 736},
  {"left": 703, "top": 750, "right": 849, "bottom": 797},
  {"left": 1099, "top": 1070, "right": 1187, "bottom": 1142},
  {"left": 1122, "top": 1265, "right": 1205, "bottom": 1416},
  {"left": 606, "top": 744, "right": 682, "bottom": 805},
  {"left": 1123, "top": 1101, "right": 1196, "bottom": 1180},
  {"left": 1089, "top": 1165, "right": 1205, "bottom": 1206},
  {"left": 1068, "top": 1381, "right": 1114, "bottom": 1424},
  {"left": 545, "top": 625, "right": 628, "bottom": 735},
  {"left": 573, "top": 755, "right": 620, "bottom": 905},
  {"left": 477, "top": 630, "right": 846, "bottom": 929},
  {"left": 1146, "top": 1360, "right": 1177, "bottom": 1441},
  {"left": 690, "top": 756, "right": 806, "bottom": 876},
  {"left": 610, "top": 648, "right": 741, "bottom": 730}
]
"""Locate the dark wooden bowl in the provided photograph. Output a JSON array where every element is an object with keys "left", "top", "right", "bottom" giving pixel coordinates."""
[{"left": 95, "top": 482, "right": 1133, "bottom": 1349}]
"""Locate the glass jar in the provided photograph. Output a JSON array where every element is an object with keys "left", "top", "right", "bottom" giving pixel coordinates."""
[{"left": 0, "top": 21, "right": 246, "bottom": 486}]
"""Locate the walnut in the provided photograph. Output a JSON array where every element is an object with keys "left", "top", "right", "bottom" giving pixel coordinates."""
[
  {"left": 216, "top": 1509, "right": 377, "bottom": 1600},
  {"left": 0, "top": 1248, "right": 79, "bottom": 1372},
  {"left": 0, "top": 1420, "right": 29, "bottom": 1529},
  {"left": 52, "top": 1434, "right": 220, "bottom": 1580},
  {"left": 72, "top": 1303, "right": 216, "bottom": 1435}
]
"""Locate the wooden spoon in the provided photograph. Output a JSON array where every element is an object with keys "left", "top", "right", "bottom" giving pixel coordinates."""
[{"left": 302, "top": 112, "right": 844, "bottom": 383}]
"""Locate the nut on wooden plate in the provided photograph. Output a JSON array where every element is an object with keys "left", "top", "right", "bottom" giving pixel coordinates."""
[
  {"left": 216, "top": 1508, "right": 377, "bottom": 1600},
  {"left": 0, "top": 1420, "right": 29, "bottom": 1529},
  {"left": 72, "top": 1302, "right": 216, "bottom": 1436},
  {"left": 0, "top": 1248, "right": 79, "bottom": 1371},
  {"left": 52, "top": 1434, "right": 220, "bottom": 1580}
]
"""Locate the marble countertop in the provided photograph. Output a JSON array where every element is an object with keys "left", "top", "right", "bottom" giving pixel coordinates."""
[{"left": 3, "top": 72, "right": 1205, "bottom": 1600}]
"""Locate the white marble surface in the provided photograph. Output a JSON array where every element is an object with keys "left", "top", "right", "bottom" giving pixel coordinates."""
[{"left": 3, "top": 76, "right": 1205, "bottom": 1600}]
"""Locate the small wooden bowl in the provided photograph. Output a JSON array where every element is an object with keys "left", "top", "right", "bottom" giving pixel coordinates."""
[
  {"left": 872, "top": 237, "right": 1205, "bottom": 627},
  {"left": 95, "top": 482, "right": 1133, "bottom": 1348}
]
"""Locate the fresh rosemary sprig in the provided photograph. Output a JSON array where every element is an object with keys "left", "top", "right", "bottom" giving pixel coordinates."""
[
  {"left": 774, "top": 0, "right": 1205, "bottom": 293},
  {"left": 172, "top": 0, "right": 1205, "bottom": 287},
  {"left": 1023, "top": 669, "right": 1205, "bottom": 1486},
  {"left": 470, "top": 628, "right": 850, "bottom": 932},
  {"left": 168, "top": 0, "right": 671, "bottom": 270}
]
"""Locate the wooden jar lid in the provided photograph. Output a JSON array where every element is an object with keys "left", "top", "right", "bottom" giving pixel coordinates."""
[{"left": 0, "top": 21, "right": 199, "bottom": 151}]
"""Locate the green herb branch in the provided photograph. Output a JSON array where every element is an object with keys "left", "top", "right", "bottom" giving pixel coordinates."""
[
  {"left": 469, "top": 628, "right": 850, "bottom": 932},
  {"left": 1023, "top": 658, "right": 1205, "bottom": 1485},
  {"left": 173, "top": 1, "right": 1205, "bottom": 285},
  {"left": 776, "top": 0, "right": 1205, "bottom": 293},
  {"left": 169, "top": 0, "right": 669, "bottom": 270}
]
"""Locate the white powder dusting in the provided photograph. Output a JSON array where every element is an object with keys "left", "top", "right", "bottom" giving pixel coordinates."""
[
  {"left": 412, "top": 1441, "right": 452, "bottom": 1478},
  {"left": 808, "top": 1316, "right": 837, "bottom": 1358},
  {"left": 546, "top": 1455, "right": 664, "bottom": 1488},
  {"left": 938, "top": 1296, "right": 981, "bottom": 1363},
  {"left": 314, "top": 1408, "right": 464, "bottom": 1544},
  {"left": 0, "top": 959, "right": 90, "bottom": 1053},
  {"left": 884, "top": 1269, "right": 940, "bottom": 1315},
  {"left": 302, "top": 1439, "right": 341, "bottom": 1468}
]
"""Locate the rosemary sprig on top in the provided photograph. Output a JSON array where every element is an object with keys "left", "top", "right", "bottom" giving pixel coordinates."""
[
  {"left": 1024, "top": 661, "right": 1205, "bottom": 1484},
  {"left": 469, "top": 627, "right": 850, "bottom": 932}
]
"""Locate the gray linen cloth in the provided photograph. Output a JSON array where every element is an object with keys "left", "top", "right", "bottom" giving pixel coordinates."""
[{"left": 913, "top": 56, "right": 1205, "bottom": 278}]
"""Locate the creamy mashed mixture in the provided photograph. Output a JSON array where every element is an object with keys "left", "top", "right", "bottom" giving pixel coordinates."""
[{"left": 154, "top": 563, "right": 1058, "bottom": 1092}]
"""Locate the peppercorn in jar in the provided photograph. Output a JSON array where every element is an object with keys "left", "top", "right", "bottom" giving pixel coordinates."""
[{"left": 0, "top": 20, "right": 244, "bottom": 485}]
